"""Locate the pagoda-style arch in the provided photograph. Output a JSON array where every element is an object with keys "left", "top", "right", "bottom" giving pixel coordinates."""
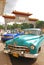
[{"left": 3, "top": 14, "right": 15, "bottom": 30}]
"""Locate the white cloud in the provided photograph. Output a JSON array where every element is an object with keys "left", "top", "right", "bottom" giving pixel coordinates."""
[{"left": 14, "top": 0, "right": 44, "bottom": 20}]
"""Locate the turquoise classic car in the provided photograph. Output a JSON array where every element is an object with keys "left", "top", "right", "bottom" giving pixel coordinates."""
[{"left": 4, "top": 28, "right": 44, "bottom": 60}]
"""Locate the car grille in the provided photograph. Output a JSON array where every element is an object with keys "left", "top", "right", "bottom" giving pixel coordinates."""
[{"left": 8, "top": 45, "right": 29, "bottom": 52}]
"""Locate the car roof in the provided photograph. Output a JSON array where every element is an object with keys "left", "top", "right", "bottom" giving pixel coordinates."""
[
  {"left": 3, "top": 33, "right": 15, "bottom": 36},
  {"left": 3, "top": 33, "right": 21, "bottom": 36},
  {"left": 23, "top": 28, "right": 41, "bottom": 31}
]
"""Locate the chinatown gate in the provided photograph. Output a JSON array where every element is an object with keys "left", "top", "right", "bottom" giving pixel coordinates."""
[
  {"left": 3, "top": 10, "right": 38, "bottom": 30},
  {"left": 3, "top": 11, "right": 32, "bottom": 30}
]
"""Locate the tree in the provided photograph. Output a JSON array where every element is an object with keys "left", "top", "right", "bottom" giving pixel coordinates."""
[
  {"left": 36, "top": 21, "right": 44, "bottom": 28},
  {"left": 29, "top": 24, "right": 34, "bottom": 28},
  {"left": 21, "top": 23, "right": 30, "bottom": 29},
  {"left": 0, "top": 25, "right": 4, "bottom": 29},
  {"left": 7, "top": 25, "right": 13, "bottom": 30},
  {"left": 13, "top": 23, "right": 19, "bottom": 29},
  {"left": 21, "top": 23, "right": 34, "bottom": 29}
]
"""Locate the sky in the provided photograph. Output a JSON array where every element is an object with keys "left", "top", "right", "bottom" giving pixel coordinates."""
[
  {"left": 4, "top": 0, "right": 17, "bottom": 13},
  {"left": 0, "top": 0, "right": 44, "bottom": 25},
  {"left": 4, "top": 0, "right": 44, "bottom": 21}
]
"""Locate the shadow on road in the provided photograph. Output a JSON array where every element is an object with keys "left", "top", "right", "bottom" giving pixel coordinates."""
[{"left": 9, "top": 54, "right": 36, "bottom": 65}]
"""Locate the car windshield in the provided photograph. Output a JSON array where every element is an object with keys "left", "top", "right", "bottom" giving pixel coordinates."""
[
  {"left": 23, "top": 29, "right": 42, "bottom": 35},
  {"left": 4, "top": 30, "right": 17, "bottom": 34},
  {"left": 5, "top": 29, "right": 22, "bottom": 34},
  {"left": 11, "top": 30, "right": 17, "bottom": 34}
]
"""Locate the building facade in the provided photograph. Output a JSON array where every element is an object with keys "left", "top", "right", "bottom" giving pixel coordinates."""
[{"left": 12, "top": 10, "right": 32, "bottom": 23}]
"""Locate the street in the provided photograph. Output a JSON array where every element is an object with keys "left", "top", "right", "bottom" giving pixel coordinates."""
[
  {"left": 0, "top": 36, "right": 44, "bottom": 65},
  {"left": 0, "top": 42, "right": 12, "bottom": 65}
]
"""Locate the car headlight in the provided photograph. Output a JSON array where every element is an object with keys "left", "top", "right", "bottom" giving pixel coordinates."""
[{"left": 30, "top": 45, "right": 35, "bottom": 50}]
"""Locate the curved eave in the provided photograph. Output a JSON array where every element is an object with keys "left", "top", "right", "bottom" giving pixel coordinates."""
[
  {"left": 29, "top": 18, "right": 38, "bottom": 21},
  {"left": 3, "top": 15, "right": 15, "bottom": 19},
  {"left": 12, "top": 11, "right": 32, "bottom": 16}
]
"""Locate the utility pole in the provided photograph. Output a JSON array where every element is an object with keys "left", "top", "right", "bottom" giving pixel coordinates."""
[{"left": 0, "top": 0, "right": 6, "bottom": 15}]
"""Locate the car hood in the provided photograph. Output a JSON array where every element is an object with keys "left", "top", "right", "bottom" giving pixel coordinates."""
[
  {"left": 14, "top": 35, "right": 41, "bottom": 46},
  {"left": 17, "top": 35, "right": 40, "bottom": 40}
]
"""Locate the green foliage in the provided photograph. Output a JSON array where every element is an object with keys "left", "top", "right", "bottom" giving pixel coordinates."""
[
  {"left": 13, "top": 24, "right": 19, "bottom": 28},
  {"left": 29, "top": 24, "right": 34, "bottom": 28},
  {"left": 5, "top": 23, "right": 34, "bottom": 30},
  {"left": 21, "top": 23, "right": 29, "bottom": 29},
  {"left": 36, "top": 21, "right": 44, "bottom": 28},
  {"left": 21, "top": 23, "right": 34, "bottom": 29},
  {"left": 1, "top": 21, "right": 44, "bottom": 30},
  {"left": 0, "top": 25, "right": 4, "bottom": 29},
  {"left": 7, "top": 25, "right": 13, "bottom": 30},
  {"left": 7, "top": 24, "right": 21, "bottom": 30}
]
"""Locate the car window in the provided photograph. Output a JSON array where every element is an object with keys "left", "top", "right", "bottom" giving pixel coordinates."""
[{"left": 23, "top": 29, "right": 42, "bottom": 35}]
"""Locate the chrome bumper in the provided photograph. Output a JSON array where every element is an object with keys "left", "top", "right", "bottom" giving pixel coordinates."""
[
  {"left": 4, "top": 49, "right": 38, "bottom": 58},
  {"left": 3, "top": 49, "right": 10, "bottom": 53},
  {"left": 24, "top": 53, "right": 38, "bottom": 58}
]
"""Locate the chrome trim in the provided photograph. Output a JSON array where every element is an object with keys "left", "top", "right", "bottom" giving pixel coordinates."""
[
  {"left": 3, "top": 49, "right": 10, "bottom": 53},
  {"left": 4, "top": 49, "right": 38, "bottom": 58},
  {"left": 8, "top": 45, "right": 28, "bottom": 51},
  {"left": 8, "top": 45, "right": 28, "bottom": 48},
  {"left": 24, "top": 53, "right": 38, "bottom": 58}
]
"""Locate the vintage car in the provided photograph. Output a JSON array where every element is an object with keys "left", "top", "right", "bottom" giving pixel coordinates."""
[
  {"left": 4, "top": 28, "right": 44, "bottom": 61},
  {"left": 1, "top": 30, "right": 24, "bottom": 42}
]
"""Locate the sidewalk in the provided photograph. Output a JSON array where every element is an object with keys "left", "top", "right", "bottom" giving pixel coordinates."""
[
  {"left": 0, "top": 37, "right": 12, "bottom": 65},
  {"left": 0, "top": 52, "right": 12, "bottom": 65}
]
